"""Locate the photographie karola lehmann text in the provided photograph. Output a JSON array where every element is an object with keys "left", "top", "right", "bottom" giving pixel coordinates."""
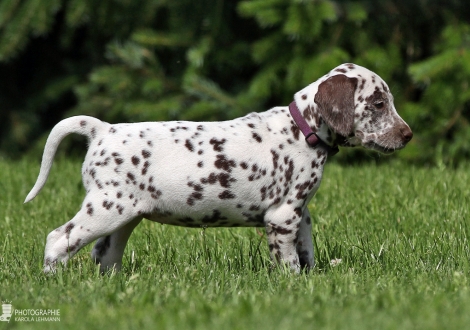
[{"left": 12, "top": 308, "right": 60, "bottom": 322}]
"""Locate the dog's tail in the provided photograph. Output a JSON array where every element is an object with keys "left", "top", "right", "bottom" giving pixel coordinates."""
[{"left": 24, "top": 116, "right": 108, "bottom": 203}]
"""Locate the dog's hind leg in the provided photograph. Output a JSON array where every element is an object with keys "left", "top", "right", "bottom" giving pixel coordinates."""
[
  {"left": 43, "top": 197, "right": 139, "bottom": 273},
  {"left": 90, "top": 217, "right": 142, "bottom": 272}
]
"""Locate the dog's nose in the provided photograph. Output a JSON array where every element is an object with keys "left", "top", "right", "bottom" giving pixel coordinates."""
[{"left": 401, "top": 127, "right": 413, "bottom": 142}]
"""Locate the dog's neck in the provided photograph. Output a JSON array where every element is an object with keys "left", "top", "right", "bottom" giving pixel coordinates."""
[{"left": 288, "top": 101, "right": 339, "bottom": 156}]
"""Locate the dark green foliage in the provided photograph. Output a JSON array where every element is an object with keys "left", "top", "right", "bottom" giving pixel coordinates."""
[
  {"left": 406, "top": 23, "right": 470, "bottom": 164},
  {"left": 1, "top": 0, "right": 469, "bottom": 164}
]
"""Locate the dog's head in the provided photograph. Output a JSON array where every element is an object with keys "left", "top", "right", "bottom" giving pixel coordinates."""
[{"left": 295, "top": 63, "right": 412, "bottom": 154}]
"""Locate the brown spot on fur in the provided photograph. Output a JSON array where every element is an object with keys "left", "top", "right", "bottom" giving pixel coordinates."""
[
  {"left": 65, "top": 223, "right": 74, "bottom": 238},
  {"left": 116, "top": 205, "right": 124, "bottom": 215},
  {"left": 131, "top": 156, "right": 140, "bottom": 166},
  {"left": 185, "top": 139, "right": 194, "bottom": 152},
  {"left": 102, "top": 200, "right": 114, "bottom": 210},
  {"left": 214, "top": 155, "right": 237, "bottom": 172},
  {"left": 218, "top": 190, "right": 236, "bottom": 199},
  {"left": 200, "top": 172, "right": 236, "bottom": 188},
  {"left": 86, "top": 203, "right": 93, "bottom": 215},
  {"left": 271, "top": 150, "right": 280, "bottom": 169},
  {"left": 275, "top": 226, "right": 292, "bottom": 235},
  {"left": 95, "top": 180, "right": 103, "bottom": 189},
  {"left": 209, "top": 138, "right": 226, "bottom": 152},
  {"left": 66, "top": 238, "right": 82, "bottom": 253},
  {"left": 290, "top": 124, "right": 300, "bottom": 141},
  {"left": 142, "top": 161, "right": 150, "bottom": 175},
  {"left": 252, "top": 132, "right": 262, "bottom": 143}
]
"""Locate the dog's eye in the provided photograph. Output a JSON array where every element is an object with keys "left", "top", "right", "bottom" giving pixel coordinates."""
[{"left": 374, "top": 101, "right": 385, "bottom": 109}]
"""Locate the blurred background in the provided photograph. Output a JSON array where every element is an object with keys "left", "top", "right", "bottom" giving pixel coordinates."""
[{"left": 0, "top": 0, "right": 469, "bottom": 165}]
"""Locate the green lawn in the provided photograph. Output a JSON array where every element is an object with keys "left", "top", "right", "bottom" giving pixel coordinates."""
[{"left": 1, "top": 158, "right": 470, "bottom": 329}]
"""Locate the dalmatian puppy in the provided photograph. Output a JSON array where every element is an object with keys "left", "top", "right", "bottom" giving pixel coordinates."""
[{"left": 25, "top": 63, "right": 412, "bottom": 273}]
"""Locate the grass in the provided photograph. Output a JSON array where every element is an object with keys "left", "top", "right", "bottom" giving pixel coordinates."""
[{"left": 1, "top": 157, "right": 470, "bottom": 329}]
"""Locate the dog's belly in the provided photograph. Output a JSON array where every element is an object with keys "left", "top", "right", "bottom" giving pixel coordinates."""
[{"left": 142, "top": 207, "right": 265, "bottom": 228}]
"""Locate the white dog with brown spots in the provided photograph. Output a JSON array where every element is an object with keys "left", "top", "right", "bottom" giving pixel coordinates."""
[{"left": 25, "top": 63, "right": 412, "bottom": 273}]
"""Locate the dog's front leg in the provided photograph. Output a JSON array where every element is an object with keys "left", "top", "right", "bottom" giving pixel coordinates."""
[
  {"left": 296, "top": 209, "right": 315, "bottom": 269},
  {"left": 265, "top": 207, "right": 303, "bottom": 273}
]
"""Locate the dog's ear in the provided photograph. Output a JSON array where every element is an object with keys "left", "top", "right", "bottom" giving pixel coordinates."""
[{"left": 314, "top": 74, "right": 358, "bottom": 136}]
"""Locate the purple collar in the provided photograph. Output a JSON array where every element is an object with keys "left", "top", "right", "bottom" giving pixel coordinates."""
[{"left": 288, "top": 101, "right": 339, "bottom": 156}]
